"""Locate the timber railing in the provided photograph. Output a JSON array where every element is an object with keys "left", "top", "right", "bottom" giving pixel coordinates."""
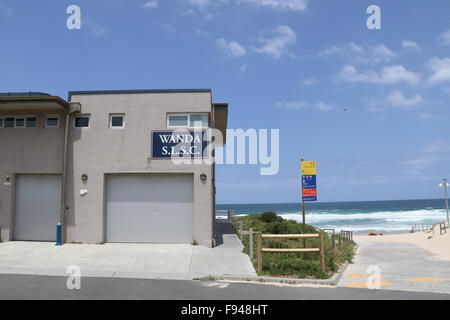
[{"left": 256, "top": 232, "right": 325, "bottom": 274}]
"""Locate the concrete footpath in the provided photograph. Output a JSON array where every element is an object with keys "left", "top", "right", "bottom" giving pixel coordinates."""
[
  {"left": 338, "top": 240, "right": 450, "bottom": 294},
  {"left": 0, "top": 220, "right": 256, "bottom": 280}
]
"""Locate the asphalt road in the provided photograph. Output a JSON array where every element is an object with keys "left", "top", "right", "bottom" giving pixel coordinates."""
[{"left": 0, "top": 274, "right": 449, "bottom": 300}]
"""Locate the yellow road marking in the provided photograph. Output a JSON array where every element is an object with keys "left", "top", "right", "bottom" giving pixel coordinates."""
[
  {"left": 344, "top": 281, "right": 393, "bottom": 288},
  {"left": 348, "top": 274, "right": 384, "bottom": 279},
  {"left": 402, "top": 277, "right": 450, "bottom": 282}
]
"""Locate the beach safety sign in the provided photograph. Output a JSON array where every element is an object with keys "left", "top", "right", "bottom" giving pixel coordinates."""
[{"left": 302, "top": 161, "right": 317, "bottom": 202}]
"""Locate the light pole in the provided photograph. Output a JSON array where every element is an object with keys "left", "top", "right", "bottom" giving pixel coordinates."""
[{"left": 439, "top": 178, "right": 449, "bottom": 226}]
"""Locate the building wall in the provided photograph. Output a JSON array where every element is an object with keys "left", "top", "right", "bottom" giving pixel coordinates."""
[
  {"left": 0, "top": 110, "right": 66, "bottom": 241},
  {"left": 65, "top": 92, "right": 214, "bottom": 247}
]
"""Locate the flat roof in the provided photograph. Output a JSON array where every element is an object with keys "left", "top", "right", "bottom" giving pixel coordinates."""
[
  {"left": 0, "top": 92, "right": 70, "bottom": 111},
  {"left": 68, "top": 89, "right": 212, "bottom": 101},
  {"left": 0, "top": 92, "right": 52, "bottom": 97}
]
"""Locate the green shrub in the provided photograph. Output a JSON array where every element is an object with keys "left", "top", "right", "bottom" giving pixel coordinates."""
[
  {"left": 260, "top": 211, "right": 282, "bottom": 223},
  {"left": 265, "top": 221, "right": 289, "bottom": 234},
  {"left": 235, "top": 212, "right": 356, "bottom": 279}
]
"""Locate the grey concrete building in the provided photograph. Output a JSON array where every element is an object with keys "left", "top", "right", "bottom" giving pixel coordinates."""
[{"left": 0, "top": 90, "right": 228, "bottom": 247}]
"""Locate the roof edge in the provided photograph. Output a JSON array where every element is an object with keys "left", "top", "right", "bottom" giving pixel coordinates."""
[{"left": 68, "top": 89, "right": 212, "bottom": 101}]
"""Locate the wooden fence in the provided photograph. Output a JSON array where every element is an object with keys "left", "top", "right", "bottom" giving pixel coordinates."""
[
  {"left": 427, "top": 221, "right": 447, "bottom": 238},
  {"left": 256, "top": 232, "right": 325, "bottom": 274}
]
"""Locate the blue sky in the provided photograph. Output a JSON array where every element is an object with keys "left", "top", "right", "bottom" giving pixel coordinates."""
[{"left": 1, "top": 0, "right": 450, "bottom": 203}]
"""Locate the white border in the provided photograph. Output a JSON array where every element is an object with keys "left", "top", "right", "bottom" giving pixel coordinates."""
[
  {"left": 45, "top": 114, "right": 60, "bottom": 128},
  {"left": 167, "top": 113, "right": 209, "bottom": 128},
  {"left": 109, "top": 114, "right": 125, "bottom": 129},
  {"left": 73, "top": 114, "right": 91, "bottom": 129}
]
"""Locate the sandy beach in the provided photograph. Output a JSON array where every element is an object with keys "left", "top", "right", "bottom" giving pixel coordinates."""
[{"left": 354, "top": 230, "right": 450, "bottom": 261}]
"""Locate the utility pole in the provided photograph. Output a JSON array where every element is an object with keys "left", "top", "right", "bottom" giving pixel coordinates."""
[{"left": 440, "top": 178, "right": 449, "bottom": 226}]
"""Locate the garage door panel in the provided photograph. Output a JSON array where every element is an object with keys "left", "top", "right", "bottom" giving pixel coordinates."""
[
  {"left": 106, "top": 174, "right": 194, "bottom": 243},
  {"left": 13, "top": 175, "right": 61, "bottom": 241}
]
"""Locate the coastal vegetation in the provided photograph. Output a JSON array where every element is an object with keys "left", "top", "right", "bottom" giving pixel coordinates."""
[{"left": 233, "top": 212, "right": 356, "bottom": 279}]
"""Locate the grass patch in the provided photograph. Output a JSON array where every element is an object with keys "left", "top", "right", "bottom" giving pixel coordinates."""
[{"left": 233, "top": 212, "right": 356, "bottom": 279}]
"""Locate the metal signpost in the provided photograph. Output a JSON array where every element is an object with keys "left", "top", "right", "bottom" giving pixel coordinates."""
[
  {"left": 301, "top": 159, "right": 317, "bottom": 252},
  {"left": 439, "top": 178, "right": 449, "bottom": 226}
]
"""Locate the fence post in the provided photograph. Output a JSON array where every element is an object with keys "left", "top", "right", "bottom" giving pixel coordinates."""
[
  {"left": 249, "top": 228, "right": 254, "bottom": 260},
  {"left": 339, "top": 232, "right": 341, "bottom": 249},
  {"left": 257, "top": 232, "right": 262, "bottom": 274},
  {"left": 319, "top": 230, "right": 325, "bottom": 273},
  {"left": 331, "top": 232, "right": 335, "bottom": 249},
  {"left": 239, "top": 221, "right": 243, "bottom": 240}
]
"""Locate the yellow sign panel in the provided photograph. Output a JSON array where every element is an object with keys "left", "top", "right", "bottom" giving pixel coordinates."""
[{"left": 302, "top": 161, "right": 316, "bottom": 175}]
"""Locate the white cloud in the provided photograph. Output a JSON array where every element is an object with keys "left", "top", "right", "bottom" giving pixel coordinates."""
[
  {"left": 337, "top": 65, "right": 421, "bottom": 85},
  {"left": 92, "top": 26, "right": 106, "bottom": 36},
  {"left": 437, "top": 30, "right": 450, "bottom": 46},
  {"left": 385, "top": 90, "right": 424, "bottom": 108},
  {"left": 240, "top": 64, "right": 249, "bottom": 73},
  {"left": 427, "top": 57, "right": 450, "bottom": 85},
  {"left": 186, "top": 0, "right": 211, "bottom": 10},
  {"left": 371, "top": 44, "right": 398, "bottom": 62},
  {"left": 143, "top": 1, "right": 158, "bottom": 9},
  {"left": 301, "top": 78, "right": 317, "bottom": 86},
  {"left": 418, "top": 113, "right": 437, "bottom": 120},
  {"left": 401, "top": 40, "right": 422, "bottom": 52},
  {"left": 253, "top": 25, "right": 297, "bottom": 59},
  {"left": 237, "top": 0, "right": 309, "bottom": 11},
  {"left": 319, "top": 42, "right": 364, "bottom": 57},
  {"left": 275, "top": 101, "right": 309, "bottom": 109},
  {"left": 216, "top": 38, "right": 247, "bottom": 58},
  {"left": 194, "top": 29, "right": 210, "bottom": 37},
  {"left": 204, "top": 12, "right": 214, "bottom": 21},
  {"left": 320, "top": 42, "right": 397, "bottom": 63},
  {"left": 275, "top": 101, "right": 334, "bottom": 111},
  {"left": 316, "top": 102, "right": 334, "bottom": 111}
]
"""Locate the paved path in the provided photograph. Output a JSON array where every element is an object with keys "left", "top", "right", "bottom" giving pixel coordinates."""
[
  {"left": 0, "top": 220, "right": 255, "bottom": 280},
  {"left": 338, "top": 241, "right": 450, "bottom": 294},
  {"left": 0, "top": 274, "right": 448, "bottom": 300}
]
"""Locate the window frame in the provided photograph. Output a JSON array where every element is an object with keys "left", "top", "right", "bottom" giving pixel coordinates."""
[
  {"left": 45, "top": 115, "right": 60, "bottom": 129},
  {"left": 4, "top": 117, "right": 15, "bottom": 128},
  {"left": 167, "top": 113, "right": 209, "bottom": 129},
  {"left": 73, "top": 114, "right": 91, "bottom": 129},
  {"left": 167, "top": 114, "right": 189, "bottom": 128},
  {"left": 109, "top": 114, "right": 125, "bottom": 129},
  {"left": 25, "top": 116, "right": 37, "bottom": 128},
  {"left": 14, "top": 116, "right": 25, "bottom": 128}
]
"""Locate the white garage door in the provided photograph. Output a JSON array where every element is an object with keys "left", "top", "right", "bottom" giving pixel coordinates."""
[
  {"left": 13, "top": 175, "right": 61, "bottom": 241},
  {"left": 106, "top": 174, "right": 194, "bottom": 243}
]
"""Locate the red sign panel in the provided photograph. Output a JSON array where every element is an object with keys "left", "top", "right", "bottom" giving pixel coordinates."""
[{"left": 302, "top": 188, "right": 317, "bottom": 197}]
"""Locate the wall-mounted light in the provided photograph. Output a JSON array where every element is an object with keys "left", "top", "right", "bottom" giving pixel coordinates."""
[
  {"left": 81, "top": 174, "right": 88, "bottom": 183},
  {"left": 200, "top": 173, "right": 207, "bottom": 182},
  {"left": 5, "top": 174, "right": 10, "bottom": 183}
]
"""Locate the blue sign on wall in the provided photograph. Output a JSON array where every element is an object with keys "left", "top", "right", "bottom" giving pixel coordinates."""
[{"left": 152, "top": 130, "right": 209, "bottom": 159}]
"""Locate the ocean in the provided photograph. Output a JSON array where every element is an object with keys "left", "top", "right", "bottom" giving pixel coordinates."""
[{"left": 216, "top": 199, "right": 449, "bottom": 234}]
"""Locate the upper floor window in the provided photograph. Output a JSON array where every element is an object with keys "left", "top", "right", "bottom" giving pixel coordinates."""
[
  {"left": 109, "top": 114, "right": 125, "bottom": 129},
  {"left": 4, "top": 117, "right": 15, "bottom": 128},
  {"left": 167, "top": 114, "right": 209, "bottom": 128},
  {"left": 46, "top": 115, "right": 59, "bottom": 128},
  {"left": 74, "top": 115, "right": 90, "bottom": 129},
  {"left": 26, "top": 117, "right": 37, "bottom": 128},
  {"left": 15, "top": 117, "right": 25, "bottom": 128},
  {"left": 0, "top": 118, "right": 3, "bottom": 128}
]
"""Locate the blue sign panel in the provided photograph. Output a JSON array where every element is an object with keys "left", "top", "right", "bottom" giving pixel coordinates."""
[
  {"left": 303, "top": 196, "right": 317, "bottom": 202},
  {"left": 152, "top": 130, "right": 209, "bottom": 159},
  {"left": 302, "top": 175, "right": 317, "bottom": 188}
]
